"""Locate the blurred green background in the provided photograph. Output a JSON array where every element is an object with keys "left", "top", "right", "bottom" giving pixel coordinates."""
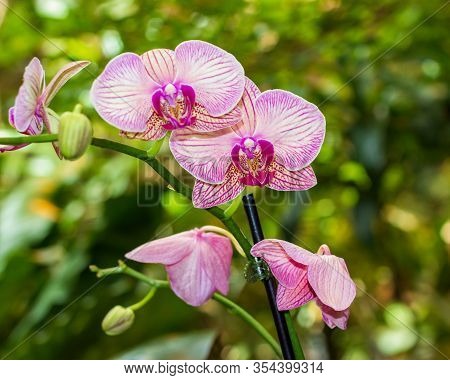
[{"left": 0, "top": 0, "right": 449, "bottom": 360}]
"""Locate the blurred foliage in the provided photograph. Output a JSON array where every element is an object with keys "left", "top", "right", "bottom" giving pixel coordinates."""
[{"left": 0, "top": 0, "right": 449, "bottom": 360}]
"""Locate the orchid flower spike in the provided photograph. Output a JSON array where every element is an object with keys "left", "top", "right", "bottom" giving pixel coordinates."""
[
  {"left": 91, "top": 40, "right": 245, "bottom": 142},
  {"left": 170, "top": 78, "right": 326, "bottom": 208},
  {"left": 251, "top": 240, "right": 356, "bottom": 329},
  {"left": 125, "top": 228, "right": 233, "bottom": 306},
  {"left": 1, "top": 58, "right": 90, "bottom": 153}
]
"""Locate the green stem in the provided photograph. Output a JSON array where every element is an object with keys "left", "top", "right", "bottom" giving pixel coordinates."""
[
  {"left": 146, "top": 137, "right": 165, "bottom": 158},
  {"left": 0, "top": 134, "right": 59, "bottom": 144},
  {"left": 223, "top": 194, "right": 243, "bottom": 218},
  {"left": 284, "top": 312, "right": 305, "bottom": 359},
  {"left": 129, "top": 287, "right": 157, "bottom": 311},
  {"left": 90, "top": 262, "right": 282, "bottom": 358},
  {"left": 1, "top": 134, "right": 303, "bottom": 358},
  {"left": 212, "top": 293, "right": 282, "bottom": 359}
]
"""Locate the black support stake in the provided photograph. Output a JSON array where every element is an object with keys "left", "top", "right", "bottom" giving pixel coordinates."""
[{"left": 242, "top": 193, "right": 295, "bottom": 360}]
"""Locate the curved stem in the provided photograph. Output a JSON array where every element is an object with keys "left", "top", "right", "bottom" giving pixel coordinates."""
[
  {"left": 90, "top": 262, "right": 282, "bottom": 358},
  {"left": 212, "top": 293, "right": 282, "bottom": 359},
  {"left": 129, "top": 287, "right": 157, "bottom": 311},
  {"left": 200, "top": 225, "right": 246, "bottom": 258}
]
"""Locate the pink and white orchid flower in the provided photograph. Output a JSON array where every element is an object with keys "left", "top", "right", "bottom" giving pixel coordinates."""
[
  {"left": 251, "top": 240, "right": 356, "bottom": 329},
  {"left": 91, "top": 40, "right": 245, "bottom": 141},
  {"left": 170, "top": 79, "right": 326, "bottom": 208},
  {"left": 125, "top": 228, "right": 233, "bottom": 307},
  {"left": 1, "top": 57, "right": 90, "bottom": 153}
]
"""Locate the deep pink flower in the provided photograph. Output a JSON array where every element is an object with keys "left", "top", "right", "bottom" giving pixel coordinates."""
[
  {"left": 170, "top": 79, "right": 326, "bottom": 208},
  {"left": 125, "top": 228, "right": 233, "bottom": 306},
  {"left": 251, "top": 240, "right": 356, "bottom": 329},
  {"left": 1, "top": 58, "right": 90, "bottom": 153},
  {"left": 91, "top": 40, "right": 245, "bottom": 141}
]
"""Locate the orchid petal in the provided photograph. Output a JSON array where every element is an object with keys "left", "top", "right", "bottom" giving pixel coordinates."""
[
  {"left": 192, "top": 103, "right": 241, "bottom": 133},
  {"left": 42, "top": 109, "right": 58, "bottom": 134},
  {"left": 8, "top": 107, "right": 15, "bottom": 126},
  {"left": 170, "top": 126, "right": 238, "bottom": 184},
  {"left": 317, "top": 300, "right": 350, "bottom": 329},
  {"left": 232, "top": 77, "right": 261, "bottom": 137},
  {"left": 43, "top": 109, "right": 62, "bottom": 158},
  {"left": 251, "top": 239, "right": 307, "bottom": 288},
  {"left": 277, "top": 282, "right": 315, "bottom": 311},
  {"left": 11, "top": 104, "right": 43, "bottom": 136},
  {"left": 198, "top": 232, "right": 233, "bottom": 295},
  {"left": 120, "top": 111, "right": 167, "bottom": 141},
  {"left": 175, "top": 40, "right": 245, "bottom": 116},
  {"left": 20, "top": 115, "right": 43, "bottom": 137},
  {"left": 267, "top": 239, "right": 318, "bottom": 267},
  {"left": 14, "top": 57, "right": 44, "bottom": 133},
  {"left": 192, "top": 167, "right": 244, "bottom": 208},
  {"left": 308, "top": 254, "right": 356, "bottom": 311},
  {"left": 166, "top": 231, "right": 233, "bottom": 306},
  {"left": 0, "top": 143, "right": 29, "bottom": 153},
  {"left": 91, "top": 53, "right": 157, "bottom": 132},
  {"left": 267, "top": 163, "right": 317, "bottom": 191},
  {"left": 2, "top": 108, "right": 29, "bottom": 151},
  {"left": 126, "top": 229, "right": 233, "bottom": 307},
  {"left": 125, "top": 230, "right": 195, "bottom": 265},
  {"left": 141, "top": 49, "right": 177, "bottom": 85},
  {"left": 254, "top": 90, "right": 325, "bottom": 170},
  {"left": 42, "top": 60, "right": 90, "bottom": 105},
  {"left": 166, "top": 250, "right": 215, "bottom": 307}
]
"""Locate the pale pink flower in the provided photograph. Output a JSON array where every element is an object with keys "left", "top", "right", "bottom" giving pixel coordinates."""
[
  {"left": 1, "top": 58, "right": 90, "bottom": 153},
  {"left": 170, "top": 78, "right": 326, "bottom": 208},
  {"left": 91, "top": 40, "right": 245, "bottom": 141},
  {"left": 125, "top": 228, "right": 233, "bottom": 306},
  {"left": 251, "top": 240, "right": 356, "bottom": 329}
]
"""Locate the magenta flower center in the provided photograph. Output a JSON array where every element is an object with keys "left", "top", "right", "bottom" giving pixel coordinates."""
[
  {"left": 151, "top": 83, "right": 196, "bottom": 130},
  {"left": 231, "top": 137, "right": 275, "bottom": 186}
]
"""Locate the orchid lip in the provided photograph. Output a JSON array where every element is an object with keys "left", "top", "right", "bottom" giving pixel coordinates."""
[
  {"left": 8, "top": 107, "right": 15, "bottom": 126},
  {"left": 231, "top": 137, "right": 275, "bottom": 187},
  {"left": 151, "top": 83, "right": 196, "bottom": 130},
  {"left": 9, "top": 105, "right": 44, "bottom": 136}
]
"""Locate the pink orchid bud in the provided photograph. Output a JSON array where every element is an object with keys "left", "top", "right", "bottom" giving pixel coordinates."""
[
  {"left": 251, "top": 239, "right": 356, "bottom": 330},
  {"left": 125, "top": 228, "right": 233, "bottom": 307}
]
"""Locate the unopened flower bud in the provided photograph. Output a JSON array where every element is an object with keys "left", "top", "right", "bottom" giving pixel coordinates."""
[
  {"left": 58, "top": 105, "right": 92, "bottom": 160},
  {"left": 102, "top": 305, "right": 135, "bottom": 336}
]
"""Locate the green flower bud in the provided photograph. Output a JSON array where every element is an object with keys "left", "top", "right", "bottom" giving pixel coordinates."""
[
  {"left": 58, "top": 106, "right": 92, "bottom": 160},
  {"left": 102, "top": 305, "right": 135, "bottom": 336}
]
